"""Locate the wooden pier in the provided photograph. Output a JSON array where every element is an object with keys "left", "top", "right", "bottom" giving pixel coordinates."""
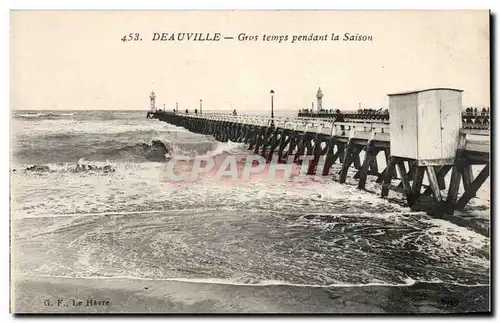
[{"left": 148, "top": 88, "right": 490, "bottom": 214}]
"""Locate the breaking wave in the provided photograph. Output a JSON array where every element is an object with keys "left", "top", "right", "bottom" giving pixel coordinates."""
[
  {"left": 96, "top": 140, "right": 169, "bottom": 162},
  {"left": 165, "top": 140, "right": 247, "bottom": 159},
  {"left": 14, "top": 140, "right": 251, "bottom": 175},
  {"left": 13, "top": 138, "right": 172, "bottom": 165}
]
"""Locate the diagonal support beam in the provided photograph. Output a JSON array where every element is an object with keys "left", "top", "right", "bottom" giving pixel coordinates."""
[
  {"left": 455, "top": 163, "right": 490, "bottom": 210},
  {"left": 396, "top": 160, "right": 415, "bottom": 205},
  {"left": 422, "top": 165, "right": 452, "bottom": 195},
  {"left": 425, "top": 166, "right": 442, "bottom": 203}
]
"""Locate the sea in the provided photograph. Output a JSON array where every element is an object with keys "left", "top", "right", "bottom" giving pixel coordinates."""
[{"left": 10, "top": 110, "right": 490, "bottom": 313}]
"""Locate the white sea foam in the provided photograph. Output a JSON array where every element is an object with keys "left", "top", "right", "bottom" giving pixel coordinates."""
[
  {"left": 17, "top": 113, "right": 46, "bottom": 118},
  {"left": 199, "top": 140, "right": 247, "bottom": 157},
  {"left": 14, "top": 273, "right": 489, "bottom": 288},
  {"left": 12, "top": 207, "right": 229, "bottom": 220}
]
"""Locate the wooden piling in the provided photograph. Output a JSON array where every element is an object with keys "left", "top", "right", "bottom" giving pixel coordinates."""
[
  {"left": 412, "top": 167, "right": 425, "bottom": 198},
  {"left": 381, "top": 157, "right": 396, "bottom": 197},
  {"left": 446, "top": 158, "right": 463, "bottom": 207},
  {"left": 357, "top": 142, "right": 377, "bottom": 190},
  {"left": 339, "top": 141, "right": 355, "bottom": 183}
]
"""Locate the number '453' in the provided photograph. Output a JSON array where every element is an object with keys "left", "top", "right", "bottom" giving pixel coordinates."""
[{"left": 121, "top": 33, "right": 142, "bottom": 42}]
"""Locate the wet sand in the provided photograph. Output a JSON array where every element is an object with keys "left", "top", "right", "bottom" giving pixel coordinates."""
[{"left": 12, "top": 276, "right": 489, "bottom": 314}]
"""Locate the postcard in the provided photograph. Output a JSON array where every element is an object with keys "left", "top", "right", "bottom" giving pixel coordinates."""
[{"left": 10, "top": 10, "right": 490, "bottom": 314}]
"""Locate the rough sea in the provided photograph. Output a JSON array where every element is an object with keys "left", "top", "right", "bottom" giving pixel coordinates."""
[{"left": 10, "top": 110, "right": 490, "bottom": 313}]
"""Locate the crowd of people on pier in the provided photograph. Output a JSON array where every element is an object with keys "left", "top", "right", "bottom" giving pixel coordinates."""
[
  {"left": 464, "top": 107, "right": 489, "bottom": 116},
  {"left": 297, "top": 107, "right": 389, "bottom": 120},
  {"left": 170, "top": 108, "right": 235, "bottom": 116},
  {"left": 462, "top": 107, "right": 489, "bottom": 127},
  {"left": 297, "top": 106, "right": 489, "bottom": 127}
]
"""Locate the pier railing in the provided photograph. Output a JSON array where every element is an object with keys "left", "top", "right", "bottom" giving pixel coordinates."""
[
  {"left": 163, "top": 109, "right": 490, "bottom": 130},
  {"left": 157, "top": 111, "right": 489, "bottom": 140},
  {"left": 166, "top": 112, "right": 392, "bottom": 138}
]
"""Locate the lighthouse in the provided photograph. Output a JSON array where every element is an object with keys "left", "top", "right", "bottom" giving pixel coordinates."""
[
  {"left": 149, "top": 91, "right": 156, "bottom": 112},
  {"left": 316, "top": 87, "right": 323, "bottom": 111}
]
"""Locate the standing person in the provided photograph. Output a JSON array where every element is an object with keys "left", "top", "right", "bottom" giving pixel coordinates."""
[
  {"left": 195, "top": 108, "right": 198, "bottom": 115},
  {"left": 185, "top": 109, "right": 189, "bottom": 114}
]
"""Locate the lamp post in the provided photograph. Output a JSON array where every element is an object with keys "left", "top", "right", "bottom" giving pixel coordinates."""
[
  {"left": 200, "top": 99, "right": 203, "bottom": 114},
  {"left": 270, "top": 89, "right": 275, "bottom": 127}
]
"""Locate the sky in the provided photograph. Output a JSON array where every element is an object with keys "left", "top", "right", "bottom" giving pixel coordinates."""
[{"left": 10, "top": 10, "right": 490, "bottom": 112}]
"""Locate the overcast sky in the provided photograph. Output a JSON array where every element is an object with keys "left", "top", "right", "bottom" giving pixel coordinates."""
[{"left": 10, "top": 10, "right": 489, "bottom": 111}]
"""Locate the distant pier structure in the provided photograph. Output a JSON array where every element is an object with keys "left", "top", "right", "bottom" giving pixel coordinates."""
[
  {"left": 316, "top": 87, "right": 323, "bottom": 111},
  {"left": 148, "top": 88, "right": 489, "bottom": 219},
  {"left": 146, "top": 91, "right": 157, "bottom": 118},
  {"left": 150, "top": 91, "right": 156, "bottom": 111}
]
